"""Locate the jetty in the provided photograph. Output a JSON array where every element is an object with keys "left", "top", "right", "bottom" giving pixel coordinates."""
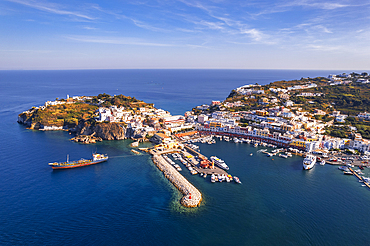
[
  {"left": 183, "top": 145, "right": 228, "bottom": 175},
  {"left": 349, "top": 167, "right": 370, "bottom": 189},
  {"left": 150, "top": 149, "right": 202, "bottom": 207}
]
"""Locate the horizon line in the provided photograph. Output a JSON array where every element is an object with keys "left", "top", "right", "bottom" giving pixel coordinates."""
[{"left": 0, "top": 68, "right": 368, "bottom": 72}]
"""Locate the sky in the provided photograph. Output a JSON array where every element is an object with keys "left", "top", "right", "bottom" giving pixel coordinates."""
[{"left": 1, "top": 0, "right": 370, "bottom": 70}]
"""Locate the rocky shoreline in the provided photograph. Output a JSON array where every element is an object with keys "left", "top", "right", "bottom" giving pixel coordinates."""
[
  {"left": 70, "top": 133, "right": 103, "bottom": 144},
  {"left": 18, "top": 118, "right": 151, "bottom": 143}
]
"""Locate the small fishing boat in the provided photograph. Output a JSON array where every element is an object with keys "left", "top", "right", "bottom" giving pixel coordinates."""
[{"left": 234, "top": 176, "right": 241, "bottom": 184}]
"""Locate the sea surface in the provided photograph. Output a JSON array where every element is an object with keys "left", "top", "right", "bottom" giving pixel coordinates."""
[{"left": 1, "top": 69, "right": 370, "bottom": 245}]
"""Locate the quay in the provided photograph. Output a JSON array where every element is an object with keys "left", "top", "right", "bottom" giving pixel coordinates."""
[
  {"left": 183, "top": 145, "right": 228, "bottom": 175},
  {"left": 150, "top": 149, "right": 202, "bottom": 207},
  {"left": 349, "top": 167, "right": 370, "bottom": 189}
]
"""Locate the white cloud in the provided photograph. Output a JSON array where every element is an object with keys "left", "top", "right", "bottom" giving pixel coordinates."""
[
  {"left": 306, "top": 44, "right": 341, "bottom": 51},
  {"left": 251, "top": 0, "right": 354, "bottom": 17},
  {"left": 82, "top": 26, "right": 97, "bottom": 30},
  {"left": 65, "top": 35, "right": 175, "bottom": 47},
  {"left": 241, "top": 28, "right": 263, "bottom": 41},
  {"left": 196, "top": 20, "right": 224, "bottom": 30},
  {"left": 129, "top": 18, "right": 170, "bottom": 32},
  {"left": 6, "top": 0, "right": 95, "bottom": 20}
]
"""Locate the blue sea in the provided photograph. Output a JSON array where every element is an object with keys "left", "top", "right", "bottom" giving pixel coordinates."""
[{"left": 1, "top": 69, "right": 370, "bottom": 245}]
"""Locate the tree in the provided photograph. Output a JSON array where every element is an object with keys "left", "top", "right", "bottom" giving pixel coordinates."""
[{"left": 346, "top": 116, "right": 355, "bottom": 123}]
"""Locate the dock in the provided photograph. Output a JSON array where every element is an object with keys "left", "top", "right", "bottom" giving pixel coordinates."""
[
  {"left": 183, "top": 145, "right": 228, "bottom": 175},
  {"left": 349, "top": 167, "right": 370, "bottom": 189}
]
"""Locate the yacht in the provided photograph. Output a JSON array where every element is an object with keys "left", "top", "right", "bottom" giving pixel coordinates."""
[
  {"left": 338, "top": 166, "right": 350, "bottom": 172},
  {"left": 210, "top": 156, "right": 230, "bottom": 170},
  {"left": 303, "top": 154, "right": 316, "bottom": 170}
]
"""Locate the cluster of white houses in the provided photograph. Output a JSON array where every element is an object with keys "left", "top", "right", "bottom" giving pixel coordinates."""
[
  {"left": 195, "top": 118, "right": 370, "bottom": 153},
  {"left": 329, "top": 73, "right": 370, "bottom": 84},
  {"left": 186, "top": 73, "right": 370, "bottom": 154},
  {"left": 190, "top": 106, "right": 370, "bottom": 154},
  {"left": 97, "top": 105, "right": 195, "bottom": 134},
  {"left": 235, "top": 84, "right": 265, "bottom": 95}
]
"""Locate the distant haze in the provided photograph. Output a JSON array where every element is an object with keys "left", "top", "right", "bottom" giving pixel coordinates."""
[{"left": 1, "top": 0, "right": 369, "bottom": 70}]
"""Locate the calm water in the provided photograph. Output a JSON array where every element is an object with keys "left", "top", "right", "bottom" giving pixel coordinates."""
[{"left": 1, "top": 69, "right": 369, "bottom": 245}]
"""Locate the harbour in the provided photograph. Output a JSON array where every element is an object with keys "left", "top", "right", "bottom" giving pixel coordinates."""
[
  {"left": 3, "top": 69, "right": 370, "bottom": 246},
  {"left": 146, "top": 139, "right": 241, "bottom": 207}
]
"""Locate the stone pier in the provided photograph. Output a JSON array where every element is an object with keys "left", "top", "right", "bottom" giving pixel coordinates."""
[{"left": 151, "top": 150, "right": 202, "bottom": 207}]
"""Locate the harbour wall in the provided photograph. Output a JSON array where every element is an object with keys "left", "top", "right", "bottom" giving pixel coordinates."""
[{"left": 151, "top": 151, "right": 202, "bottom": 208}]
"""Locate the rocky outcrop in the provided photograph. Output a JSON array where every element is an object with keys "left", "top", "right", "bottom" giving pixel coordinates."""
[
  {"left": 70, "top": 133, "right": 103, "bottom": 144},
  {"left": 75, "top": 122, "right": 127, "bottom": 140},
  {"left": 19, "top": 114, "right": 147, "bottom": 142},
  {"left": 125, "top": 127, "right": 147, "bottom": 139}
]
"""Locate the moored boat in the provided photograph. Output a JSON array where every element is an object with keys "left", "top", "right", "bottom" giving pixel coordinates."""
[
  {"left": 227, "top": 174, "right": 233, "bottom": 181},
  {"left": 48, "top": 153, "right": 108, "bottom": 169},
  {"left": 210, "top": 156, "right": 229, "bottom": 170},
  {"left": 211, "top": 174, "right": 215, "bottom": 183},
  {"left": 303, "top": 154, "right": 316, "bottom": 170},
  {"left": 338, "top": 166, "right": 349, "bottom": 171},
  {"left": 343, "top": 171, "right": 353, "bottom": 175},
  {"left": 234, "top": 176, "right": 241, "bottom": 184}
]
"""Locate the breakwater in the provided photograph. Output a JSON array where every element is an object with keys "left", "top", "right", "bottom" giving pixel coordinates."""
[{"left": 151, "top": 151, "right": 202, "bottom": 207}]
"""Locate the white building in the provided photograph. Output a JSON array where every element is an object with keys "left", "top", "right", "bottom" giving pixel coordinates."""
[
  {"left": 306, "top": 141, "right": 321, "bottom": 152},
  {"left": 198, "top": 115, "right": 209, "bottom": 124},
  {"left": 349, "top": 133, "right": 370, "bottom": 152},
  {"left": 284, "top": 100, "right": 294, "bottom": 107},
  {"left": 162, "top": 115, "right": 185, "bottom": 127}
]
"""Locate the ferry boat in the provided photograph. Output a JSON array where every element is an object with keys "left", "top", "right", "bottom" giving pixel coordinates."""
[
  {"left": 48, "top": 153, "right": 108, "bottom": 169},
  {"left": 210, "top": 156, "right": 229, "bottom": 170},
  {"left": 303, "top": 154, "right": 316, "bottom": 170}
]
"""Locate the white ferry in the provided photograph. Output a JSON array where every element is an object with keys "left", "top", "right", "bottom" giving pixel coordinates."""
[
  {"left": 303, "top": 154, "right": 316, "bottom": 170},
  {"left": 210, "top": 156, "right": 229, "bottom": 170}
]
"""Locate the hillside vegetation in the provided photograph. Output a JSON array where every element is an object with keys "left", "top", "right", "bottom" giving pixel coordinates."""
[{"left": 19, "top": 94, "right": 152, "bottom": 128}]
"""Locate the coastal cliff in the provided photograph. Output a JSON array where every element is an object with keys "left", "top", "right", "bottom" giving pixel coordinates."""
[
  {"left": 73, "top": 122, "right": 149, "bottom": 140},
  {"left": 75, "top": 123, "right": 127, "bottom": 140}
]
